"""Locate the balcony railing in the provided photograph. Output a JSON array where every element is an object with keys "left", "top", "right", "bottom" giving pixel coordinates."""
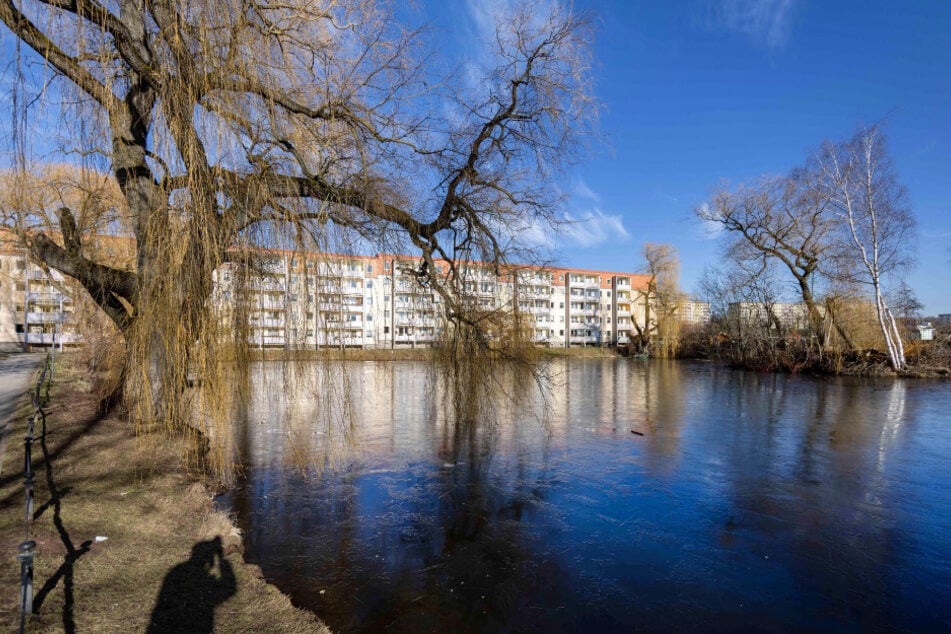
[
  {"left": 18, "top": 333, "right": 82, "bottom": 345},
  {"left": 25, "top": 312, "right": 65, "bottom": 324}
]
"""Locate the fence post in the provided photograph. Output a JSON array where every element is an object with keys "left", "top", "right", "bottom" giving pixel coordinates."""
[
  {"left": 20, "top": 352, "right": 52, "bottom": 633},
  {"left": 18, "top": 540, "right": 36, "bottom": 619}
]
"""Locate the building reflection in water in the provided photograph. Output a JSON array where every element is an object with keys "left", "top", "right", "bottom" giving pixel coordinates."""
[{"left": 220, "top": 360, "right": 951, "bottom": 633}]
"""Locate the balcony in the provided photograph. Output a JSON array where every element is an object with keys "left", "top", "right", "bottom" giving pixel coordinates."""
[
  {"left": 19, "top": 333, "right": 81, "bottom": 345},
  {"left": 569, "top": 335, "right": 598, "bottom": 345},
  {"left": 26, "top": 312, "right": 65, "bottom": 324},
  {"left": 318, "top": 335, "right": 365, "bottom": 347},
  {"left": 521, "top": 287, "right": 551, "bottom": 299},
  {"left": 250, "top": 336, "right": 286, "bottom": 347}
]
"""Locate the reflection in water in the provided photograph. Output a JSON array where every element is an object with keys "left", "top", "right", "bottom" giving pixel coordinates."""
[{"left": 220, "top": 360, "right": 951, "bottom": 633}]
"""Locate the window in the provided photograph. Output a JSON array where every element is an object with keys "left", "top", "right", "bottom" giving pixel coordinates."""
[
  {"left": 367, "top": 281, "right": 373, "bottom": 289},
  {"left": 367, "top": 314, "right": 373, "bottom": 321},
  {"left": 367, "top": 264, "right": 373, "bottom": 273},
  {"left": 384, "top": 326, "right": 390, "bottom": 334},
  {"left": 366, "top": 330, "right": 373, "bottom": 337},
  {"left": 384, "top": 310, "right": 390, "bottom": 317},
  {"left": 384, "top": 262, "right": 391, "bottom": 271},
  {"left": 384, "top": 295, "right": 390, "bottom": 303}
]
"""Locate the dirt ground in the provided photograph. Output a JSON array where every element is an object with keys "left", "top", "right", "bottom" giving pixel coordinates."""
[{"left": 0, "top": 358, "right": 330, "bottom": 633}]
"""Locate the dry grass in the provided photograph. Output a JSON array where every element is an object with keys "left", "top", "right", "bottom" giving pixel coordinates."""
[{"left": 0, "top": 355, "right": 329, "bottom": 633}]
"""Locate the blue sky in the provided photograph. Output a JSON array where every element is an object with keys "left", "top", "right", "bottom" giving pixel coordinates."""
[{"left": 422, "top": 0, "right": 951, "bottom": 313}]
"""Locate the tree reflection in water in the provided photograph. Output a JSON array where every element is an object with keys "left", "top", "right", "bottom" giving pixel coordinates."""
[{"left": 220, "top": 360, "right": 951, "bottom": 633}]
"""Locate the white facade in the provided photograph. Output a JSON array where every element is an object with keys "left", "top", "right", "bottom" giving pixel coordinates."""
[
  {"left": 0, "top": 244, "right": 77, "bottom": 351},
  {"left": 3, "top": 245, "right": 652, "bottom": 350}
]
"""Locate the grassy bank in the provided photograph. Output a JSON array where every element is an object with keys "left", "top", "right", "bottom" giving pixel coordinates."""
[{"left": 0, "top": 358, "right": 328, "bottom": 633}]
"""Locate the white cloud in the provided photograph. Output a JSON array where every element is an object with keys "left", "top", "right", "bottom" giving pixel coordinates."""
[
  {"left": 572, "top": 177, "right": 601, "bottom": 203},
  {"left": 707, "top": 0, "right": 798, "bottom": 49},
  {"left": 561, "top": 208, "right": 630, "bottom": 248},
  {"left": 695, "top": 202, "right": 724, "bottom": 240}
]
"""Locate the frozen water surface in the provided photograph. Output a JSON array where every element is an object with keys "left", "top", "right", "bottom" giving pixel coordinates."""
[{"left": 219, "top": 359, "right": 951, "bottom": 633}]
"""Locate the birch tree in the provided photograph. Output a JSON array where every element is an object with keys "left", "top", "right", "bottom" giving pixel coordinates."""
[
  {"left": 813, "top": 125, "right": 915, "bottom": 370},
  {"left": 0, "top": 0, "right": 596, "bottom": 428}
]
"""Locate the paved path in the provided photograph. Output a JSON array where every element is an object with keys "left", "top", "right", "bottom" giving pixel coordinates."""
[{"left": 0, "top": 353, "right": 46, "bottom": 475}]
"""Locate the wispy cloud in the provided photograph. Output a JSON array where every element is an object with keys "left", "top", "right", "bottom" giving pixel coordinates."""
[
  {"left": 572, "top": 177, "right": 601, "bottom": 204},
  {"left": 695, "top": 202, "right": 724, "bottom": 240},
  {"left": 518, "top": 206, "right": 631, "bottom": 250},
  {"left": 561, "top": 208, "right": 630, "bottom": 248},
  {"left": 702, "top": 0, "right": 798, "bottom": 50}
]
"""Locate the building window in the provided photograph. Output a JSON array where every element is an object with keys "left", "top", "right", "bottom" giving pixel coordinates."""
[{"left": 367, "top": 264, "right": 373, "bottom": 273}]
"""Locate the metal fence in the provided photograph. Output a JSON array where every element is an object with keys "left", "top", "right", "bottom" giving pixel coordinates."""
[{"left": 19, "top": 352, "right": 52, "bottom": 633}]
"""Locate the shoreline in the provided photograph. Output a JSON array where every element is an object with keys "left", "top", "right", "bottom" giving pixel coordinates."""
[{"left": 0, "top": 357, "right": 329, "bottom": 633}]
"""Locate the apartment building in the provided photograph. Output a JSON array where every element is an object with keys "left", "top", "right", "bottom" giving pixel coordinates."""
[
  {"left": 680, "top": 300, "right": 711, "bottom": 326},
  {"left": 726, "top": 302, "right": 815, "bottom": 332},
  {"left": 3, "top": 241, "right": 651, "bottom": 350},
  {"left": 0, "top": 238, "right": 80, "bottom": 352}
]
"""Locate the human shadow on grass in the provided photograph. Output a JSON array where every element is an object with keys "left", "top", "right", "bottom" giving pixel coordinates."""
[{"left": 147, "top": 536, "right": 237, "bottom": 634}]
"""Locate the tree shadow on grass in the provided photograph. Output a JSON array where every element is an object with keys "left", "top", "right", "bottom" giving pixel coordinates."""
[
  {"left": 147, "top": 536, "right": 237, "bottom": 634},
  {"left": 31, "top": 408, "right": 92, "bottom": 634}
]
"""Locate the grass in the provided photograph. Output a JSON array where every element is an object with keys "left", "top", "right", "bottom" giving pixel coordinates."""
[{"left": 0, "top": 355, "right": 329, "bottom": 633}]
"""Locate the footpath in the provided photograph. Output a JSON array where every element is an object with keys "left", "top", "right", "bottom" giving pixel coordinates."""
[
  {"left": 0, "top": 354, "right": 330, "bottom": 633},
  {"left": 0, "top": 354, "right": 45, "bottom": 475}
]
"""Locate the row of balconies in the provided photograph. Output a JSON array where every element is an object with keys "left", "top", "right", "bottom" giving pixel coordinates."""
[{"left": 16, "top": 333, "right": 82, "bottom": 345}]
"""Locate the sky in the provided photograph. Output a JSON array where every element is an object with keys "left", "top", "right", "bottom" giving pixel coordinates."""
[{"left": 421, "top": 0, "right": 951, "bottom": 314}]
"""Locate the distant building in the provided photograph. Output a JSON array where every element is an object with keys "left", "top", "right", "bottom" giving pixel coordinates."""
[
  {"left": 680, "top": 300, "right": 711, "bottom": 326},
  {"left": 2, "top": 233, "right": 653, "bottom": 350},
  {"left": 727, "top": 302, "right": 816, "bottom": 332},
  {"left": 937, "top": 314, "right": 951, "bottom": 326},
  {"left": 0, "top": 236, "right": 80, "bottom": 352},
  {"left": 910, "top": 323, "right": 934, "bottom": 341}
]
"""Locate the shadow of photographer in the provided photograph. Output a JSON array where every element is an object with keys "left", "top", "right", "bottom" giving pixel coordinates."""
[{"left": 147, "top": 536, "right": 236, "bottom": 634}]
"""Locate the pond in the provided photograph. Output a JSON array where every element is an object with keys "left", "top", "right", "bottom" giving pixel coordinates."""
[{"left": 218, "top": 359, "right": 951, "bottom": 632}]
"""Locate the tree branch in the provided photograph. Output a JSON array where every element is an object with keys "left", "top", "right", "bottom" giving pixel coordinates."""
[{"left": 0, "top": 0, "right": 120, "bottom": 110}]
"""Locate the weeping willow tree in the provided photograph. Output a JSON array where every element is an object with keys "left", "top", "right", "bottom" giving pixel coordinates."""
[
  {"left": 630, "top": 243, "right": 685, "bottom": 357},
  {"left": 1, "top": 0, "right": 595, "bottom": 437}
]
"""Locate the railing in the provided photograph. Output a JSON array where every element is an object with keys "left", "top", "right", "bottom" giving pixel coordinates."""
[
  {"left": 20, "top": 353, "right": 53, "bottom": 633},
  {"left": 25, "top": 312, "right": 64, "bottom": 324}
]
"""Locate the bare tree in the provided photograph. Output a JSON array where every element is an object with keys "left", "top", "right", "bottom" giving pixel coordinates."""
[
  {"left": 698, "top": 174, "right": 831, "bottom": 345},
  {"left": 812, "top": 124, "right": 915, "bottom": 370},
  {"left": 0, "top": 0, "right": 595, "bottom": 427}
]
